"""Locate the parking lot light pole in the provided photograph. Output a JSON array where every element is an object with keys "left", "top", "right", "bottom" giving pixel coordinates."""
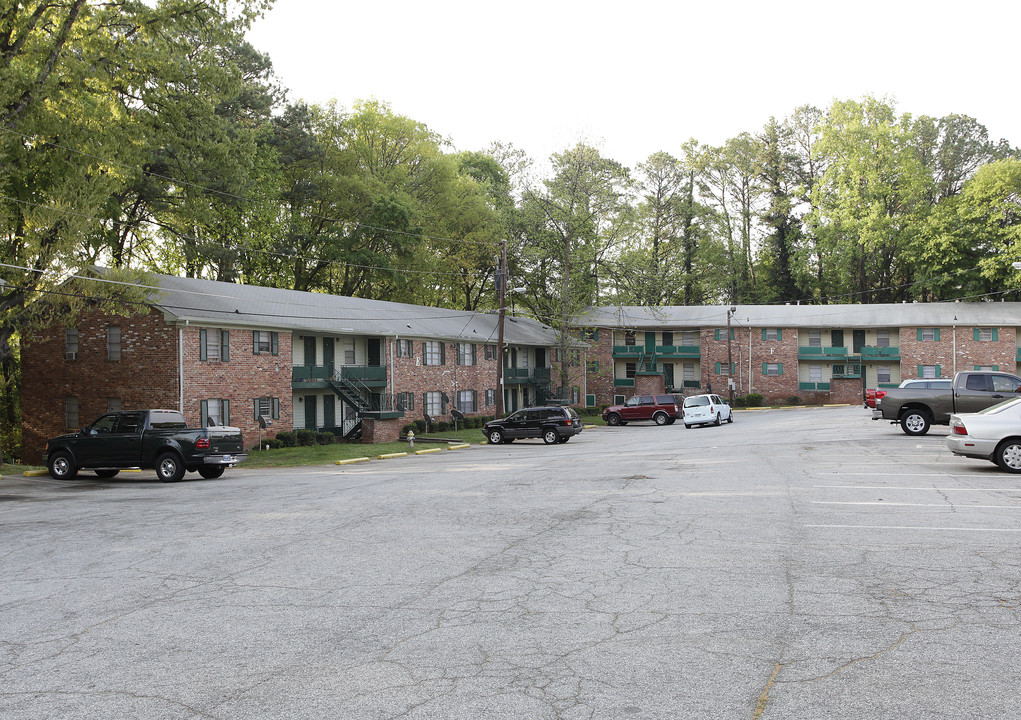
[
  {"left": 496, "top": 239, "right": 507, "bottom": 418},
  {"left": 727, "top": 306, "right": 736, "bottom": 405}
]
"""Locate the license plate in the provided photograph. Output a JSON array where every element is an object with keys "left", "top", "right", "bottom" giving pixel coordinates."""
[{"left": 222, "top": 455, "right": 234, "bottom": 463}]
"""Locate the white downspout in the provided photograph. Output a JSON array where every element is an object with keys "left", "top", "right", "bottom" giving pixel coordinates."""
[{"left": 178, "top": 326, "right": 185, "bottom": 412}]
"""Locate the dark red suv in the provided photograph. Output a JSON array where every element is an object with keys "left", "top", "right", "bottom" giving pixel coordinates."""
[{"left": 601, "top": 394, "right": 681, "bottom": 426}]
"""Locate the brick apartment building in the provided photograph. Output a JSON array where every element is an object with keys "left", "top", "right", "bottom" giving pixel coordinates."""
[
  {"left": 21, "top": 274, "right": 574, "bottom": 463},
  {"left": 21, "top": 274, "right": 1021, "bottom": 462}
]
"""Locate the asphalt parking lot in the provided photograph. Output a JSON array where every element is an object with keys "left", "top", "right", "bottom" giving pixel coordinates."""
[{"left": 2, "top": 405, "right": 1020, "bottom": 719}]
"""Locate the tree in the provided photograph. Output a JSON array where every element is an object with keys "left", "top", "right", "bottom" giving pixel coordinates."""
[{"left": 756, "top": 117, "right": 807, "bottom": 303}]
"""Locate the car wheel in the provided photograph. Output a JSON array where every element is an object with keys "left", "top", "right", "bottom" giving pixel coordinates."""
[
  {"left": 606, "top": 413, "right": 621, "bottom": 426},
  {"left": 653, "top": 412, "right": 669, "bottom": 426},
  {"left": 94, "top": 469, "right": 119, "bottom": 478},
  {"left": 727, "top": 412, "right": 734, "bottom": 423},
  {"left": 900, "top": 410, "right": 931, "bottom": 436},
  {"left": 543, "top": 429, "right": 559, "bottom": 445},
  {"left": 487, "top": 429, "right": 505, "bottom": 445},
  {"left": 156, "top": 452, "right": 185, "bottom": 483},
  {"left": 714, "top": 413, "right": 722, "bottom": 426},
  {"left": 47, "top": 451, "right": 78, "bottom": 481},
  {"left": 994, "top": 438, "right": 1021, "bottom": 473},
  {"left": 198, "top": 466, "right": 225, "bottom": 479},
  {"left": 558, "top": 436, "right": 570, "bottom": 443},
  {"left": 684, "top": 424, "right": 691, "bottom": 429},
  {"left": 666, "top": 418, "right": 676, "bottom": 425}
]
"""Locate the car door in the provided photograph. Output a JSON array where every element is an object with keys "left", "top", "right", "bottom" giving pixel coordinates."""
[
  {"left": 503, "top": 410, "right": 528, "bottom": 439},
  {"left": 73, "top": 414, "right": 119, "bottom": 467},
  {"left": 107, "top": 412, "right": 145, "bottom": 466},
  {"left": 521, "top": 409, "right": 543, "bottom": 438}
]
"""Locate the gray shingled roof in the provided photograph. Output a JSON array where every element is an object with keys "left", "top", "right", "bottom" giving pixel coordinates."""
[
  {"left": 576, "top": 302, "right": 1021, "bottom": 329},
  {"left": 148, "top": 273, "right": 562, "bottom": 346}
]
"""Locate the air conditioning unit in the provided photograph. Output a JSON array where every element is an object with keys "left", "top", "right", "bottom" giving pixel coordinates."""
[{"left": 65, "top": 352, "right": 77, "bottom": 360}]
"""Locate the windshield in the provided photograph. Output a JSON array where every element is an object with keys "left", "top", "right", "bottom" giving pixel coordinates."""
[{"left": 684, "top": 396, "right": 710, "bottom": 407}]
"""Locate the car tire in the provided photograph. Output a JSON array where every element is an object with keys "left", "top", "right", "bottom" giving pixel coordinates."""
[
  {"left": 684, "top": 424, "right": 691, "bottom": 429},
  {"left": 714, "top": 413, "right": 722, "bottom": 426},
  {"left": 666, "top": 418, "right": 676, "bottom": 425},
  {"left": 900, "top": 409, "right": 931, "bottom": 436},
  {"left": 543, "top": 429, "right": 559, "bottom": 445},
  {"left": 94, "top": 469, "right": 119, "bottom": 478},
  {"left": 653, "top": 412, "right": 669, "bottom": 426},
  {"left": 48, "top": 451, "right": 78, "bottom": 481},
  {"left": 198, "top": 466, "right": 225, "bottom": 479},
  {"left": 727, "top": 412, "right": 734, "bottom": 424},
  {"left": 156, "top": 452, "right": 185, "bottom": 483},
  {"left": 606, "top": 413, "right": 622, "bottom": 426},
  {"left": 487, "top": 429, "right": 505, "bottom": 445},
  {"left": 558, "top": 436, "right": 570, "bottom": 443},
  {"left": 994, "top": 438, "right": 1021, "bottom": 473}
]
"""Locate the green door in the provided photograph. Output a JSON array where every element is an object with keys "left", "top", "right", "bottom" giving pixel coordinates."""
[
  {"left": 367, "top": 338, "right": 381, "bottom": 366},
  {"left": 664, "top": 363, "right": 675, "bottom": 390},
  {"left": 303, "top": 336, "right": 316, "bottom": 367},
  {"left": 322, "top": 337, "right": 334, "bottom": 377},
  {"left": 304, "top": 395, "right": 316, "bottom": 431},
  {"left": 323, "top": 395, "right": 335, "bottom": 430}
]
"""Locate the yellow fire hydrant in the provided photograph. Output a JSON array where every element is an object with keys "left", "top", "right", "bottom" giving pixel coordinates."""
[{"left": 407, "top": 429, "right": 415, "bottom": 449}]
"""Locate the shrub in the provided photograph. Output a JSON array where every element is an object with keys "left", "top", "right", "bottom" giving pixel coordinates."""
[
  {"left": 262, "top": 438, "right": 284, "bottom": 450},
  {"left": 745, "top": 393, "right": 764, "bottom": 407},
  {"left": 316, "top": 432, "right": 335, "bottom": 445},
  {"left": 413, "top": 419, "right": 427, "bottom": 434},
  {"left": 787, "top": 396, "right": 802, "bottom": 406},
  {"left": 275, "top": 431, "right": 296, "bottom": 447},
  {"left": 436, "top": 420, "right": 451, "bottom": 433},
  {"left": 295, "top": 429, "right": 317, "bottom": 446}
]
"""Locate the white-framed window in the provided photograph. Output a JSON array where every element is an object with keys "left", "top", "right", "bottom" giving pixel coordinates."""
[
  {"left": 809, "top": 364, "right": 822, "bottom": 382},
  {"left": 571, "top": 387, "right": 581, "bottom": 404},
  {"left": 976, "top": 365, "right": 996, "bottom": 372},
  {"left": 877, "top": 365, "right": 891, "bottom": 383},
  {"left": 201, "top": 328, "right": 229, "bottom": 361},
  {"left": 201, "top": 398, "right": 231, "bottom": 426},
  {"left": 457, "top": 343, "right": 475, "bottom": 366},
  {"left": 396, "top": 392, "right": 414, "bottom": 411},
  {"left": 920, "top": 328, "right": 937, "bottom": 342},
  {"left": 253, "top": 331, "right": 278, "bottom": 355},
  {"left": 65, "top": 328, "right": 78, "bottom": 360},
  {"left": 764, "top": 328, "right": 781, "bottom": 342},
  {"left": 484, "top": 344, "right": 496, "bottom": 360},
  {"left": 921, "top": 365, "right": 938, "bottom": 379},
  {"left": 808, "top": 330, "right": 821, "bottom": 347},
  {"left": 65, "top": 396, "right": 79, "bottom": 429},
  {"left": 662, "top": 332, "right": 674, "bottom": 346},
  {"left": 764, "top": 363, "right": 782, "bottom": 376},
  {"left": 485, "top": 389, "right": 495, "bottom": 406},
  {"left": 978, "top": 328, "right": 994, "bottom": 342},
  {"left": 683, "top": 363, "right": 696, "bottom": 381},
  {"left": 519, "top": 350, "right": 529, "bottom": 369},
  {"left": 107, "top": 326, "right": 121, "bottom": 360},
  {"left": 396, "top": 339, "right": 414, "bottom": 358},
  {"left": 613, "top": 394, "right": 626, "bottom": 405},
  {"left": 876, "top": 330, "right": 890, "bottom": 347},
  {"left": 681, "top": 330, "right": 699, "bottom": 346},
  {"left": 423, "top": 341, "right": 443, "bottom": 366},
  {"left": 456, "top": 389, "right": 476, "bottom": 413},
  {"left": 424, "top": 391, "right": 443, "bottom": 417},
  {"left": 253, "top": 396, "right": 280, "bottom": 420},
  {"left": 625, "top": 362, "right": 636, "bottom": 378}
]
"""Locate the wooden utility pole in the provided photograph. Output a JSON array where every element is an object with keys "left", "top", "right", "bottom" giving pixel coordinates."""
[{"left": 495, "top": 239, "right": 507, "bottom": 418}]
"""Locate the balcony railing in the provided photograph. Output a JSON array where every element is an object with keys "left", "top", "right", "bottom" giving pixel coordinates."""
[
  {"left": 292, "top": 364, "right": 386, "bottom": 384},
  {"left": 798, "top": 346, "right": 848, "bottom": 360}
]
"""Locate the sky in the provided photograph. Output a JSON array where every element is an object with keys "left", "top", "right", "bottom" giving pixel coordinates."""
[{"left": 246, "top": 0, "right": 1019, "bottom": 170}]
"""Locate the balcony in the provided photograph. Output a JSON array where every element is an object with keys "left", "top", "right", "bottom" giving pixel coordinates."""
[
  {"left": 798, "top": 346, "right": 848, "bottom": 360},
  {"left": 798, "top": 382, "right": 832, "bottom": 391},
  {"left": 613, "top": 345, "right": 643, "bottom": 357},
  {"left": 292, "top": 364, "right": 386, "bottom": 388},
  {"left": 655, "top": 345, "right": 700, "bottom": 359},
  {"left": 502, "top": 366, "right": 552, "bottom": 385},
  {"left": 860, "top": 346, "right": 901, "bottom": 361}
]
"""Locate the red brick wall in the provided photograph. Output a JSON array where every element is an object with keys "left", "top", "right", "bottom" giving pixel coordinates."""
[
  {"left": 584, "top": 330, "right": 616, "bottom": 404},
  {"left": 21, "top": 310, "right": 178, "bottom": 464},
  {"left": 388, "top": 340, "right": 501, "bottom": 421},
  {"left": 181, "top": 326, "right": 293, "bottom": 450},
  {"left": 362, "top": 418, "right": 402, "bottom": 443},
  {"left": 745, "top": 328, "right": 800, "bottom": 402},
  {"left": 898, "top": 327, "right": 1017, "bottom": 379}
]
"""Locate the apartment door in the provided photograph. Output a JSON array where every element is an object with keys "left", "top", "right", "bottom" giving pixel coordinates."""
[
  {"left": 323, "top": 395, "right": 335, "bottom": 429},
  {"left": 322, "top": 337, "right": 335, "bottom": 376},
  {"left": 303, "top": 395, "right": 317, "bottom": 430},
  {"left": 367, "top": 338, "right": 381, "bottom": 366},
  {"left": 303, "top": 336, "right": 316, "bottom": 367}
]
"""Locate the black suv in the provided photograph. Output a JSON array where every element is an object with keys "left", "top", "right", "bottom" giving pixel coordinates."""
[{"left": 485, "top": 406, "right": 583, "bottom": 445}]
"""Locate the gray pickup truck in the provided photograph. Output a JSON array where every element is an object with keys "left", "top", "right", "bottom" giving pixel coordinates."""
[
  {"left": 873, "top": 370, "right": 1021, "bottom": 435},
  {"left": 44, "top": 409, "right": 246, "bottom": 482}
]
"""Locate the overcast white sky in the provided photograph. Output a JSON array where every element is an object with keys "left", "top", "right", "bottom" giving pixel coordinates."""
[{"left": 246, "top": 0, "right": 1019, "bottom": 170}]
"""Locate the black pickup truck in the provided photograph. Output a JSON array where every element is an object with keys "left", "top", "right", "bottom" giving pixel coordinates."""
[{"left": 44, "top": 409, "right": 246, "bottom": 482}]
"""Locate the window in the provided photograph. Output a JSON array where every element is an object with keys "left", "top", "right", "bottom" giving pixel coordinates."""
[
  {"left": 975, "top": 365, "right": 996, "bottom": 373},
  {"left": 571, "top": 387, "right": 581, "bottom": 404},
  {"left": 484, "top": 344, "right": 496, "bottom": 360},
  {"left": 683, "top": 363, "right": 696, "bottom": 381},
  {"left": 625, "top": 362, "right": 636, "bottom": 379},
  {"left": 920, "top": 365, "right": 939, "bottom": 379},
  {"left": 975, "top": 328, "right": 997, "bottom": 342},
  {"left": 662, "top": 331, "right": 674, "bottom": 346},
  {"left": 253, "top": 331, "right": 278, "bottom": 356},
  {"left": 763, "top": 328, "right": 781, "bottom": 342},
  {"left": 876, "top": 330, "right": 890, "bottom": 347},
  {"left": 991, "top": 375, "right": 1020, "bottom": 392},
  {"left": 715, "top": 329, "right": 734, "bottom": 341},
  {"left": 200, "top": 329, "right": 229, "bottom": 361},
  {"left": 107, "top": 398, "right": 121, "bottom": 413},
  {"left": 568, "top": 349, "right": 580, "bottom": 367},
  {"left": 457, "top": 343, "right": 475, "bottom": 366},
  {"left": 253, "top": 396, "right": 280, "bottom": 420},
  {"left": 716, "top": 362, "right": 732, "bottom": 376},
  {"left": 107, "top": 326, "right": 121, "bottom": 360},
  {"left": 763, "top": 363, "right": 783, "bottom": 376},
  {"left": 423, "top": 341, "right": 444, "bottom": 366},
  {"left": 809, "top": 364, "right": 822, "bottom": 382},
  {"left": 456, "top": 390, "right": 477, "bottom": 413},
  {"left": 681, "top": 331, "right": 699, "bottom": 346},
  {"left": 65, "top": 328, "right": 78, "bottom": 360},
  {"left": 586, "top": 359, "right": 600, "bottom": 372},
  {"left": 485, "top": 389, "right": 495, "bottom": 406},
  {"left": 877, "top": 365, "right": 891, "bottom": 383},
  {"left": 518, "top": 350, "right": 529, "bottom": 369},
  {"left": 396, "top": 392, "right": 415, "bottom": 411},
  {"left": 65, "top": 397, "right": 79, "bottom": 429},
  {"left": 918, "top": 328, "right": 939, "bottom": 342},
  {"left": 342, "top": 340, "right": 355, "bottom": 364},
  {"left": 424, "top": 391, "right": 443, "bottom": 417},
  {"left": 201, "top": 398, "right": 231, "bottom": 426},
  {"left": 624, "top": 330, "right": 636, "bottom": 346},
  {"left": 808, "top": 330, "right": 821, "bottom": 347},
  {"left": 396, "top": 339, "right": 414, "bottom": 358}
]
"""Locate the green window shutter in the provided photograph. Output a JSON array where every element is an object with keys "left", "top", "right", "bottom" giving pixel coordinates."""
[
  {"left": 200, "top": 329, "right": 208, "bottom": 361},
  {"left": 222, "top": 330, "right": 230, "bottom": 360},
  {"left": 272, "top": 397, "right": 280, "bottom": 420},
  {"left": 253, "top": 398, "right": 259, "bottom": 420},
  {"left": 271, "top": 332, "right": 279, "bottom": 356},
  {"left": 993, "top": 329, "right": 999, "bottom": 341},
  {"left": 935, "top": 365, "right": 942, "bottom": 378},
  {"left": 730, "top": 329, "right": 735, "bottom": 340},
  {"left": 917, "top": 365, "right": 924, "bottom": 376},
  {"left": 762, "top": 362, "right": 768, "bottom": 375},
  {"left": 440, "top": 343, "right": 446, "bottom": 365},
  {"left": 778, "top": 363, "right": 784, "bottom": 375},
  {"left": 200, "top": 400, "right": 208, "bottom": 426},
  {"left": 593, "top": 329, "right": 599, "bottom": 341},
  {"left": 472, "top": 344, "right": 477, "bottom": 365},
  {"left": 715, "top": 362, "right": 721, "bottom": 373},
  {"left": 917, "top": 329, "right": 924, "bottom": 341},
  {"left": 714, "top": 330, "right": 720, "bottom": 341},
  {"left": 778, "top": 329, "right": 783, "bottom": 341},
  {"left": 731, "top": 362, "right": 736, "bottom": 374},
  {"left": 762, "top": 329, "right": 767, "bottom": 341},
  {"left": 253, "top": 331, "right": 259, "bottom": 354},
  {"left": 974, "top": 329, "right": 981, "bottom": 341},
  {"left": 934, "top": 329, "right": 940, "bottom": 342},
  {"left": 472, "top": 390, "right": 478, "bottom": 413},
  {"left": 223, "top": 399, "right": 230, "bottom": 427}
]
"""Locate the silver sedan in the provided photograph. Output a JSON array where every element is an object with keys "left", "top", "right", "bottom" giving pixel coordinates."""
[{"left": 946, "top": 397, "right": 1021, "bottom": 472}]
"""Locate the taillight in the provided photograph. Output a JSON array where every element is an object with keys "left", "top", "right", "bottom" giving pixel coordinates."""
[
  {"left": 196, "top": 437, "right": 210, "bottom": 449},
  {"left": 952, "top": 423, "right": 968, "bottom": 436},
  {"left": 876, "top": 390, "right": 887, "bottom": 399}
]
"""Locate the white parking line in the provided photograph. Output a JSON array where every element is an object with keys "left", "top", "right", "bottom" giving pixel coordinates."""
[
  {"left": 806, "top": 524, "right": 1021, "bottom": 532},
  {"left": 815, "top": 485, "right": 1020, "bottom": 491},
  {"left": 812, "top": 501, "right": 1021, "bottom": 509}
]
